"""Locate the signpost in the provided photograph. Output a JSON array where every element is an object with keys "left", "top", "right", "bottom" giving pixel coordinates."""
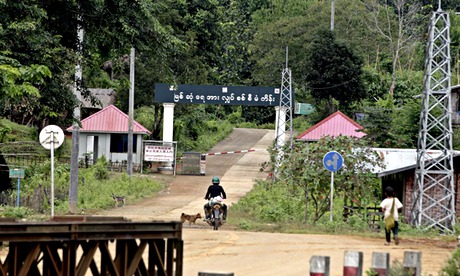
[
  {"left": 294, "top": 103, "right": 315, "bottom": 115},
  {"left": 144, "top": 145, "right": 174, "bottom": 162},
  {"left": 141, "top": 140, "right": 178, "bottom": 175},
  {"left": 323, "top": 151, "right": 344, "bottom": 221},
  {"left": 154, "top": 83, "right": 280, "bottom": 106},
  {"left": 39, "top": 125, "right": 65, "bottom": 217},
  {"left": 9, "top": 169, "right": 25, "bottom": 207}
]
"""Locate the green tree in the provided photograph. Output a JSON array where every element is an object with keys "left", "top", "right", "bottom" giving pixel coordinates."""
[
  {"left": 357, "top": 98, "right": 395, "bottom": 147},
  {"left": 390, "top": 99, "right": 421, "bottom": 148},
  {"left": 305, "top": 30, "right": 366, "bottom": 114},
  {"left": 0, "top": 1, "right": 70, "bottom": 127},
  {"left": 450, "top": 12, "right": 460, "bottom": 84},
  {"left": 0, "top": 57, "right": 50, "bottom": 100},
  {"left": 354, "top": 67, "right": 423, "bottom": 147},
  {"left": 364, "top": 0, "right": 424, "bottom": 96},
  {"left": 0, "top": 0, "right": 178, "bottom": 127},
  {"left": 217, "top": 0, "right": 255, "bottom": 85},
  {"left": 276, "top": 136, "right": 383, "bottom": 223}
]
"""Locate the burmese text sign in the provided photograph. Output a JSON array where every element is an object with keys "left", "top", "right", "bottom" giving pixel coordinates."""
[
  {"left": 154, "top": 83, "right": 280, "bottom": 106},
  {"left": 144, "top": 145, "right": 174, "bottom": 162}
]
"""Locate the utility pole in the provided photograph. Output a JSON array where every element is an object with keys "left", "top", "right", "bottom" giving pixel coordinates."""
[
  {"left": 69, "top": 17, "right": 84, "bottom": 213},
  {"left": 127, "top": 47, "right": 135, "bottom": 176},
  {"left": 331, "top": 0, "right": 335, "bottom": 31}
]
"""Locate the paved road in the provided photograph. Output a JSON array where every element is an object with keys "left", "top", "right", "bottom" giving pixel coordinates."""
[{"left": 99, "top": 128, "right": 456, "bottom": 275}]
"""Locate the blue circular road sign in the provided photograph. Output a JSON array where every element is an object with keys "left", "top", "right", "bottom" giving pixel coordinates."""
[{"left": 323, "top": 151, "right": 344, "bottom": 172}]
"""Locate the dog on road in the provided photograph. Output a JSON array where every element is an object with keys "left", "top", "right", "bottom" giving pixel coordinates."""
[
  {"left": 112, "top": 193, "right": 126, "bottom": 207},
  {"left": 181, "top": 213, "right": 202, "bottom": 227}
]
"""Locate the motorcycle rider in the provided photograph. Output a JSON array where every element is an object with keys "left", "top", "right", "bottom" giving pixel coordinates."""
[{"left": 204, "top": 176, "right": 227, "bottom": 221}]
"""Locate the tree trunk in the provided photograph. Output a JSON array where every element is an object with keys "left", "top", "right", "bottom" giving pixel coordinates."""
[{"left": 304, "top": 189, "right": 309, "bottom": 223}]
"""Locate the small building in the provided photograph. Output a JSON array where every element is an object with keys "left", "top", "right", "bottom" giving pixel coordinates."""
[
  {"left": 296, "top": 110, "right": 366, "bottom": 141},
  {"left": 66, "top": 105, "right": 151, "bottom": 165},
  {"left": 375, "top": 149, "right": 460, "bottom": 223}
]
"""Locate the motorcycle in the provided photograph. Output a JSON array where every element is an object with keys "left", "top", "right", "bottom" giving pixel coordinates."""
[{"left": 205, "top": 200, "right": 225, "bottom": 230}]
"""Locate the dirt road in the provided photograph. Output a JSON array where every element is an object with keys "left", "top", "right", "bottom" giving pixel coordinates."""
[{"left": 98, "top": 128, "right": 456, "bottom": 276}]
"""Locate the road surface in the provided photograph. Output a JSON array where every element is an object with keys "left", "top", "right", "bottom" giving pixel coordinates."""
[{"left": 99, "top": 128, "right": 456, "bottom": 275}]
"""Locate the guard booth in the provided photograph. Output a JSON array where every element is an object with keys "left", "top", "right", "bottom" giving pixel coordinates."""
[{"left": 181, "top": 152, "right": 205, "bottom": 175}]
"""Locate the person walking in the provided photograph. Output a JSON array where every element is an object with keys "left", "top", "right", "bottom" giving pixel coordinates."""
[{"left": 380, "top": 186, "right": 403, "bottom": 245}]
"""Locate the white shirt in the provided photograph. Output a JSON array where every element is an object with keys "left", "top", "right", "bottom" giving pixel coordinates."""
[{"left": 380, "top": 197, "right": 403, "bottom": 221}]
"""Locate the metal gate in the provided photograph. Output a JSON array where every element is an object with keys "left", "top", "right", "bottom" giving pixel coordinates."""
[{"left": 181, "top": 152, "right": 205, "bottom": 175}]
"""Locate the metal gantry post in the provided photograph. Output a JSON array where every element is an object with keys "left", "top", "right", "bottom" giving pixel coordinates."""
[
  {"left": 411, "top": 5, "right": 455, "bottom": 232},
  {"left": 274, "top": 47, "right": 294, "bottom": 177}
]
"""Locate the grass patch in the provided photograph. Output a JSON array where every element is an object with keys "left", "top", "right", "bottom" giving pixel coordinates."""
[
  {"left": 67, "top": 171, "right": 170, "bottom": 213},
  {"left": 226, "top": 179, "right": 457, "bottom": 244},
  {"left": 2, "top": 157, "right": 172, "bottom": 217}
]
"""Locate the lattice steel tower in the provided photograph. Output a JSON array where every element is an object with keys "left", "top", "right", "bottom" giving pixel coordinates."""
[
  {"left": 411, "top": 4, "right": 455, "bottom": 232},
  {"left": 274, "top": 47, "right": 294, "bottom": 173}
]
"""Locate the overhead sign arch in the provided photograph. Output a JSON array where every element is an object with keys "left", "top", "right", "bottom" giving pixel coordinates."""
[
  {"left": 154, "top": 83, "right": 286, "bottom": 175},
  {"left": 154, "top": 83, "right": 280, "bottom": 106}
]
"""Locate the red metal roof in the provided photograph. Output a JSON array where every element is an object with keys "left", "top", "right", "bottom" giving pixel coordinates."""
[
  {"left": 66, "top": 105, "right": 151, "bottom": 134},
  {"left": 296, "top": 111, "right": 366, "bottom": 141}
]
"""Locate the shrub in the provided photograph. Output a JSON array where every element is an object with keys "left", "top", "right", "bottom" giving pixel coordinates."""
[
  {"left": 231, "top": 180, "right": 304, "bottom": 223},
  {"left": 440, "top": 247, "right": 460, "bottom": 275},
  {"left": 366, "top": 260, "right": 414, "bottom": 276},
  {"left": 1, "top": 206, "right": 34, "bottom": 219},
  {"left": 93, "top": 155, "right": 109, "bottom": 180}
]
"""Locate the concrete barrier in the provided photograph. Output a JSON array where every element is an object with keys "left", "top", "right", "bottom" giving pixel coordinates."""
[
  {"left": 310, "top": 255, "right": 330, "bottom": 276},
  {"left": 371, "top": 252, "right": 390, "bottom": 275},
  {"left": 343, "top": 251, "right": 363, "bottom": 276},
  {"left": 403, "top": 251, "right": 422, "bottom": 276}
]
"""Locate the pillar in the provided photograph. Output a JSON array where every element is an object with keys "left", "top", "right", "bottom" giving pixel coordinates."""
[
  {"left": 343, "top": 251, "right": 363, "bottom": 276},
  {"left": 162, "top": 103, "right": 175, "bottom": 143},
  {"left": 371, "top": 252, "right": 389, "bottom": 276},
  {"left": 310, "top": 255, "right": 330, "bottom": 276},
  {"left": 275, "top": 106, "right": 286, "bottom": 148},
  {"left": 160, "top": 103, "right": 175, "bottom": 174},
  {"left": 403, "top": 251, "right": 421, "bottom": 276}
]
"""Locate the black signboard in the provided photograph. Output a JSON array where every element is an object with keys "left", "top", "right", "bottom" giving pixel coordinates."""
[{"left": 154, "top": 83, "right": 280, "bottom": 106}]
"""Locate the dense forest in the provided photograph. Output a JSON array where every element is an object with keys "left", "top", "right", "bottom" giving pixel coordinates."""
[{"left": 1, "top": 0, "right": 460, "bottom": 150}]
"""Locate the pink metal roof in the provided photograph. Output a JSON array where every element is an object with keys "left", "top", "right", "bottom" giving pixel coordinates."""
[
  {"left": 66, "top": 105, "right": 151, "bottom": 134},
  {"left": 296, "top": 111, "right": 366, "bottom": 141}
]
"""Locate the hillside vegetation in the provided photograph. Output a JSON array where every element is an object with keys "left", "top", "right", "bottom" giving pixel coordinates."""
[
  {"left": 1, "top": 0, "right": 460, "bottom": 246},
  {"left": 0, "top": 1, "right": 459, "bottom": 151}
]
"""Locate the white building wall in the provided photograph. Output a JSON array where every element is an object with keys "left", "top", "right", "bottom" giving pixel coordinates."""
[
  {"left": 78, "top": 133, "right": 88, "bottom": 158},
  {"left": 76, "top": 132, "right": 143, "bottom": 164}
]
